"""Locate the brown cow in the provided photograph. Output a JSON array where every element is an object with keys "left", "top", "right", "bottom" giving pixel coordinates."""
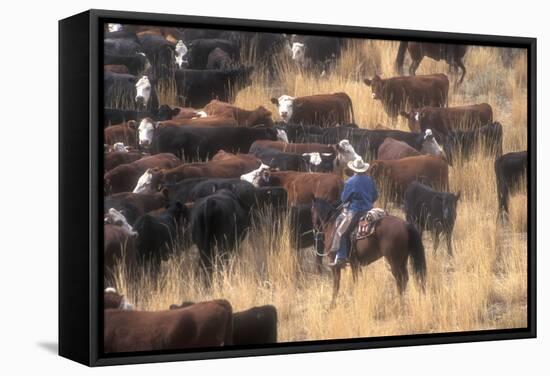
[
  {"left": 104, "top": 151, "right": 142, "bottom": 172},
  {"left": 104, "top": 153, "right": 180, "bottom": 195},
  {"left": 104, "top": 224, "right": 137, "bottom": 281},
  {"left": 104, "top": 64, "right": 130, "bottom": 74},
  {"left": 104, "top": 190, "right": 170, "bottom": 225},
  {"left": 104, "top": 288, "right": 134, "bottom": 310},
  {"left": 104, "top": 120, "right": 138, "bottom": 146},
  {"left": 368, "top": 155, "right": 449, "bottom": 203},
  {"left": 104, "top": 300, "right": 233, "bottom": 352},
  {"left": 400, "top": 103, "right": 493, "bottom": 134},
  {"left": 242, "top": 167, "right": 343, "bottom": 205},
  {"left": 378, "top": 138, "right": 421, "bottom": 160},
  {"left": 270, "top": 93, "right": 355, "bottom": 127},
  {"left": 136, "top": 152, "right": 261, "bottom": 189},
  {"left": 364, "top": 74, "right": 449, "bottom": 120},
  {"left": 171, "top": 107, "right": 202, "bottom": 120},
  {"left": 165, "top": 115, "right": 238, "bottom": 127},
  {"left": 204, "top": 100, "right": 274, "bottom": 127}
]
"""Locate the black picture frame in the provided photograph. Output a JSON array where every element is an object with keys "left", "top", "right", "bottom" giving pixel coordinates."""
[{"left": 59, "top": 8, "right": 537, "bottom": 367}]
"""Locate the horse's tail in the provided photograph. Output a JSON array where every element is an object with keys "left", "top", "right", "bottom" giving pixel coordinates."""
[
  {"left": 395, "top": 41, "right": 408, "bottom": 75},
  {"left": 406, "top": 223, "right": 427, "bottom": 291}
]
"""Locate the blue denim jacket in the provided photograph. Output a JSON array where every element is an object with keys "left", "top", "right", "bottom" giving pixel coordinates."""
[{"left": 341, "top": 174, "right": 378, "bottom": 213}]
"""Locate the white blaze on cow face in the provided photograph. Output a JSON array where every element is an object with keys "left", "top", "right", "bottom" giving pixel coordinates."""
[
  {"left": 138, "top": 118, "right": 156, "bottom": 146},
  {"left": 414, "top": 111, "right": 421, "bottom": 122},
  {"left": 337, "top": 139, "right": 360, "bottom": 166},
  {"left": 112, "top": 142, "right": 128, "bottom": 152},
  {"left": 277, "top": 129, "right": 289, "bottom": 143},
  {"left": 133, "top": 168, "right": 155, "bottom": 193},
  {"left": 291, "top": 42, "right": 305, "bottom": 64},
  {"left": 274, "top": 95, "right": 296, "bottom": 123},
  {"left": 421, "top": 129, "right": 444, "bottom": 157},
  {"left": 108, "top": 23, "right": 122, "bottom": 32},
  {"left": 174, "top": 40, "right": 188, "bottom": 68},
  {"left": 241, "top": 164, "right": 270, "bottom": 187},
  {"left": 104, "top": 208, "right": 137, "bottom": 235},
  {"left": 135, "top": 76, "right": 152, "bottom": 108},
  {"left": 303, "top": 152, "right": 322, "bottom": 166}
]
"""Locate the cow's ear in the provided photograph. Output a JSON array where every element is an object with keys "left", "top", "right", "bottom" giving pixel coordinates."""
[
  {"left": 127, "top": 120, "right": 137, "bottom": 129},
  {"left": 270, "top": 97, "right": 279, "bottom": 105},
  {"left": 363, "top": 78, "right": 372, "bottom": 86},
  {"left": 399, "top": 111, "right": 409, "bottom": 118}
]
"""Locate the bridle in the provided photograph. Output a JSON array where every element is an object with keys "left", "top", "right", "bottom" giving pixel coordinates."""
[{"left": 312, "top": 202, "right": 345, "bottom": 257}]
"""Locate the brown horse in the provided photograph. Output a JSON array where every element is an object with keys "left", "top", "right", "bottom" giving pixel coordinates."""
[
  {"left": 311, "top": 198, "right": 426, "bottom": 306},
  {"left": 396, "top": 42, "right": 468, "bottom": 85}
]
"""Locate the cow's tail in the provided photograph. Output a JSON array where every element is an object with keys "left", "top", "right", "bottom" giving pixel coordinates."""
[
  {"left": 494, "top": 157, "right": 508, "bottom": 221},
  {"left": 395, "top": 41, "right": 408, "bottom": 75},
  {"left": 407, "top": 223, "right": 427, "bottom": 292},
  {"left": 347, "top": 94, "right": 355, "bottom": 124}
]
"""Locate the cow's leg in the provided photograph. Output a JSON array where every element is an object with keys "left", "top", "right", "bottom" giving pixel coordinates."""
[
  {"left": 330, "top": 266, "right": 342, "bottom": 308},
  {"left": 409, "top": 58, "right": 422, "bottom": 76},
  {"left": 446, "top": 231, "right": 454, "bottom": 257},
  {"left": 457, "top": 59, "right": 466, "bottom": 85},
  {"left": 432, "top": 230, "right": 440, "bottom": 255}
]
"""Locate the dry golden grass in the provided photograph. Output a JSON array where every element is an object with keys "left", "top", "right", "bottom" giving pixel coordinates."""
[{"left": 110, "top": 39, "right": 528, "bottom": 341}]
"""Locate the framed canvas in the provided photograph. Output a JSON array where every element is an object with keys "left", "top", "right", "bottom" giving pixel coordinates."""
[{"left": 59, "top": 9, "right": 536, "bottom": 366}]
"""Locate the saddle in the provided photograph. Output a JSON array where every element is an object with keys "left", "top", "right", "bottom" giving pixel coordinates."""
[{"left": 355, "top": 208, "right": 388, "bottom": 240}]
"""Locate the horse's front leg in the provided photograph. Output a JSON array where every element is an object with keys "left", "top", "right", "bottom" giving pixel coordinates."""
[
  {"left": 330, "top": 267, "right": 342, "bottom": 308},
  {"left": 432, "top": 230, "right": 441, "bottom": 255}
]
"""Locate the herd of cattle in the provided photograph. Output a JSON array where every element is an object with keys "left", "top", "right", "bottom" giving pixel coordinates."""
[{"left": 102, "top": 23, "right": 528, "bottom": 352}]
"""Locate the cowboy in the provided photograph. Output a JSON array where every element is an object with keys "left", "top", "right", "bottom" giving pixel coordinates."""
[{"left": 329, "top": 157, "right": 378, "bottom": 267}]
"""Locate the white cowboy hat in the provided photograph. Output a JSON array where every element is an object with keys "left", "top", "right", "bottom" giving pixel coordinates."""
[{"left": 347, "top": 157, "right": 369, "bottom": 173}]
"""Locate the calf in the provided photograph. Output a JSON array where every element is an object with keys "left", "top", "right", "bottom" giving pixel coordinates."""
[
  {"left": 494, "top": 151, "right": 528, "bottom": 218},
  {"left": 368, "top": 155, "right": 449, "bottom": 204},
  {"left": 104, "top": 224, "right": 137, "bottom": 281},
  {"left": 104, "top": 153, "right": 180, "bottom": 194},
  {"left": 446, "top": 122, "right": 503, "bottom": 162},
  {"left": 104, "top": 300, "right": 233, "bottom": 352},
  {"left": 204, "top": 100, "right": 274, "bottom": 127},
  {"left": 133, "top": 202, "right": 188, "bottom": 271},
  {"left": 251, "top": 146, "right": 309, "bottom": 172},
  {"left": 104, "top": 190, "right": 169, "bottom": 225},
  {"left": 364, "top": 74, "right": 449, "bottom": 120},
  {"left": 404, "top": 181, "right": 460, "bottom": 256},
  {"left": 270, "top": 93, "right": 354, "bottom": 127},
  {"left": 400, "top": 103, "right": 493, "bottom": 134}
]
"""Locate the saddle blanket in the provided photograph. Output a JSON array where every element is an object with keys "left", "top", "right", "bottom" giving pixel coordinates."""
[{"left": 356, "top": 208, "right": 387, "bottom": 239}]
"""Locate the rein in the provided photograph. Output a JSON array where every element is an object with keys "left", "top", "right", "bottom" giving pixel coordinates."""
[{"left": 312, "top": 202, "right": 345, "bottom": 257}]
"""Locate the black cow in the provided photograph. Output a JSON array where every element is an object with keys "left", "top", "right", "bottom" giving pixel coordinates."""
[
  {"left": 104, "top": 191, "right": 169, "bottom": 226},
  {"left": 290, "top": 35, "right": 344, "bottom": 72},
  {"left": 446, "top": 122, "right": 503, "bottom": 162},
  {"left": 251, "top": 147, "right": 310, "bottom": 172},
  {"left": 137, "top": 34, "right": 176, "bottom": 81},
  {"left": 189, "top": 190, "right": 249, "bottom": 278},
  {"left": 104, "top": 38, "right": 141, "bottom": 55},
  {"left": 149, "top": 126, "right": 278, "bottom": 160},
  {"left": 168, "top": 178, "right": 254, "bottom": 204},
  {"left": 103, "top": 105, "right": 177, "bottom": 127},
  {"left": 174, "top": 67, "right": 254, "bottom": 108},
  {"left": 104, "top": 71, "right": 159, "bottom": 113},
  {"left": 404, "top": 181, "right": 460, "bottom": 256},
  {"left": 186, "top": 38, "right": 239, "bottom": 69},
  {"left": 104, "top": 53, "right": 151, "bottom": 76},
  {"left": 494, "top": 151, "right": 528, "bottom": 219},
  {"left": 206, "top": 48, "right": 232, "bottom": 69},
  {"left": 133, "top": 202, "right": 187, "bottom": 272}
]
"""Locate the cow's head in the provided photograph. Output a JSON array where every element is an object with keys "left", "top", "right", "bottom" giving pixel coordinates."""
[
  {"left": 137, "top": 118, "right": 158, "bottom": 146},
  {"left": 104, "top": 287, "right": 134, "bottom": 310},
  {"left": 399, "top": 110, "right": 423, "bottom": 132},
  {"left": 363, "top": 74, "right": 384, "bottom": 100},
  {"left": 277, "top": 129, "right": 289, "bottom": 143},
  {"left": 156, "top": 104, "right": 180, "bottom": 121},
  {"left": 107, "top": 23, "right": 122, "bottom": 32},
  {"left": 174, "top": 40, "right": 189, "bottom": 69},
  {"left": 421, "top": 129, "right": 445, "bottom": 158},
  {"left": 303, "top": 152, "right": 336, "bottom": 173},
  {"left": 442, "top": 191, "right": 461, "bottom": 224},
  {"left": 291, "top": 42, "right": 306, "bottom": 64},
  {"left": 240, "top": 164, "right": 271, "bottom": 187},
  {"left": 133, "top": 168, "right": 163, "bottom": 194},
  {"left": 112, "top": 142, "right": 129, "bottom": 152},
  {"left": 334, "top": 139, "right": 361, "bottom": 169},
  {"left": 104, "top": 208, "right": 137, "bottom": 236},
  {"left": 248, "top": 106, "right": 274, "bottom": 127},
  {"left": 270, "top": 95, "right": 298, "bottom": 123},
  {"left": 135, "top": 76, "right": 152, "bottom": 109}
]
